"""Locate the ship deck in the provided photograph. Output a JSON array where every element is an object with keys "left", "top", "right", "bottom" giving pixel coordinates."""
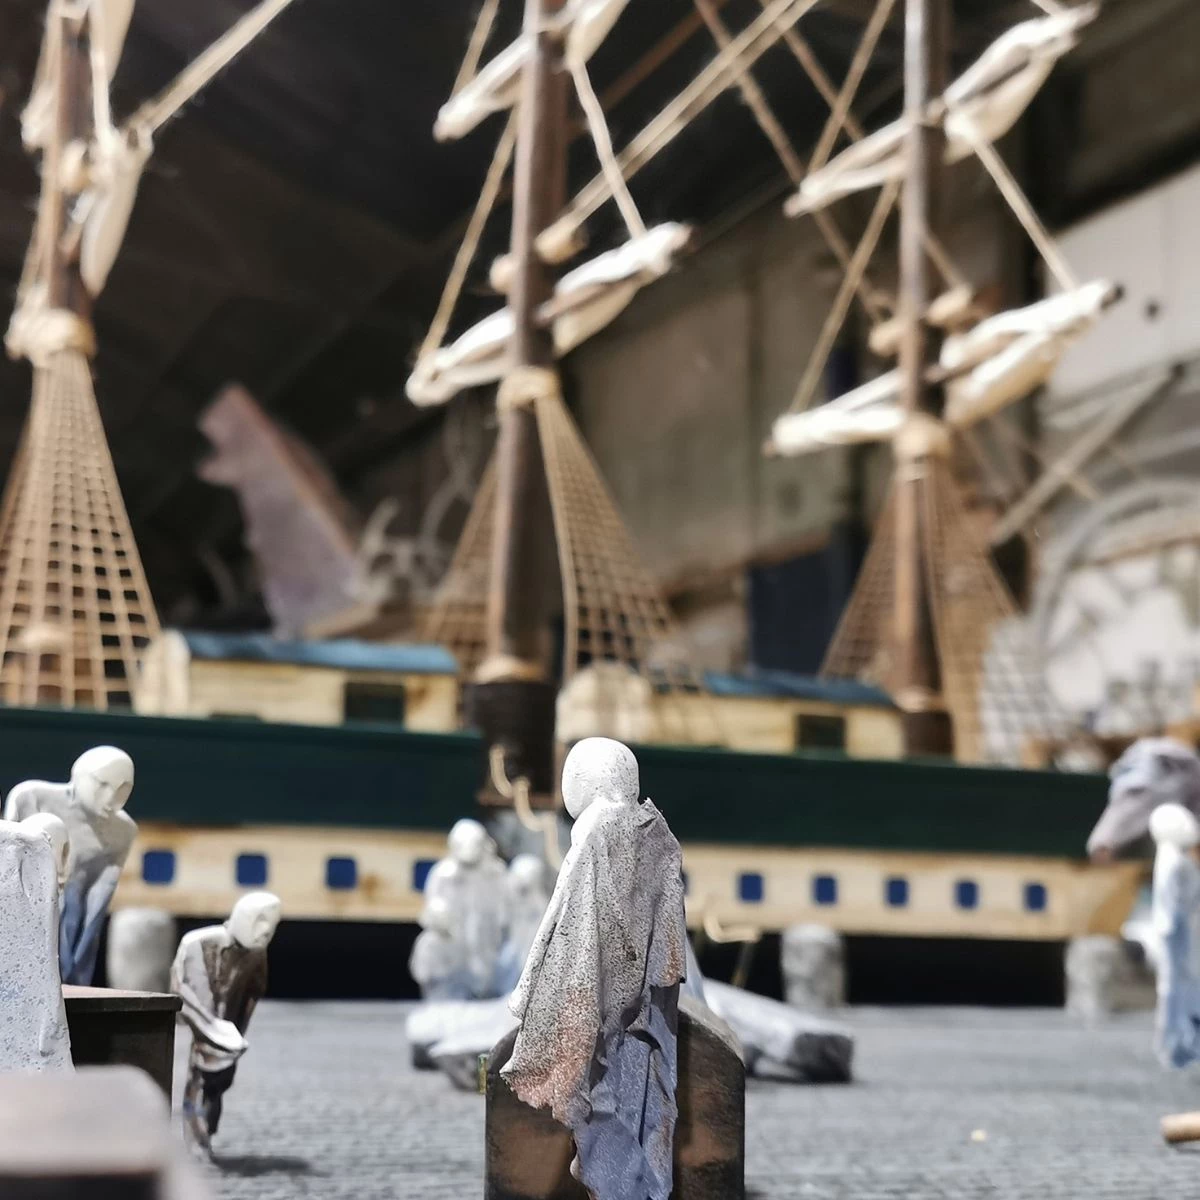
[{"left": 180, "top": 1001, "right": 1200, "bottom": 1200}]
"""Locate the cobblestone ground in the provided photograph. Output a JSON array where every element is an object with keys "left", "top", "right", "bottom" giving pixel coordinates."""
[{"left": 176, "top": 1003, "right": 1200, "bottom": 1200}]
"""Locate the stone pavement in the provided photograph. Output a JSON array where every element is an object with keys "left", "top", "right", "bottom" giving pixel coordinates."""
[{"left": 176, "top": 1002, "right": 1200, "bottom": 1200}]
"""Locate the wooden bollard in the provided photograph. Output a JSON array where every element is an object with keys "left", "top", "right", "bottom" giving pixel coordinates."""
[
  {"left": 1162, "top": 1111, "right": 1200, "bottom": 1145},
  {"left": 485, "top": 995, "right": 745, "bottom": 1200}
]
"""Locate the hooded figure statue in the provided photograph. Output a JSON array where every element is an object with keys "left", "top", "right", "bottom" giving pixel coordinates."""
[
  {"left": 501, "top": 737, "right": 688, "bottom": 1200},
  {"left": 1150, "top": 803, "right": 1200, "bottom": 1069}
]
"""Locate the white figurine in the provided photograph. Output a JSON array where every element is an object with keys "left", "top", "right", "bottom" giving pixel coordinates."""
[
  {"left": 410, "top": 895, "right": 473, "bottom": 1000},
  {"left": 4, "top": 747, "right": 137, "bottom": 985},
  {"left": 1150, "top": 803, "right": 1200, "bottom": 1069},
  {"left": 502, "top": 738, "right": 688, "bottom": 1200},
  {"left": 495, "top": 854, "right": 551, "bottom": 995},
  {"left": 172, "top": 892, "right": 281, "bottom": 1154},
  {"left": 422, "top": 819, "right": 509, "bottom": 998},
  {"left": 0, "top": 818, "right": 72, "bottom": 1072}
]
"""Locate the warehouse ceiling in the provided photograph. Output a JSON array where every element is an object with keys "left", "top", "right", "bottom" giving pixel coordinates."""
[{"left": 0, "top": 0, "right": 1186, "bottom": 619}]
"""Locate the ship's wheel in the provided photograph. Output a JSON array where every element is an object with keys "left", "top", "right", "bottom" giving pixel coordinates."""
[{"left": 1031, "top": 479, "right": 1200, "bottom": 734}]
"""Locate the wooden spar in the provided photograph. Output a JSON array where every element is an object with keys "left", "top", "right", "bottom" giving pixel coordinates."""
[
  {"left": 893, "top": 0, "right": 954, "bottom": 756},
  {"left": 46, "top": 4, "right": 92, "bottom": 322},
  {"left": 468, "top": 0, "right": 569, "bottom": 805},
  {"left": 482, "top": 0, "right": 566, "bottom": 681}
]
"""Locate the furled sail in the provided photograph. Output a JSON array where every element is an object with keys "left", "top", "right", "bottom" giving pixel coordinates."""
[
  {"left": 769, "top": 280, "right": 1118, "bottom": 455},
  {"left": 436, "top": 0, "right": 630, "bottom": 142},
  {"left": 785, "top": 5, "right": 1098, "bottom": 217},
  {"left": 407, "top": 222, "right": 691, "bottom": 406}
]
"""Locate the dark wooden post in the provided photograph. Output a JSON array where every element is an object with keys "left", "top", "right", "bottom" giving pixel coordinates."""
[
  {"left": 893, "top": 0, "right": 954, "bottom": 757},
  {"left": 45, "top": 5, "right": 94, "bottom": 322},
  {"left": 466, "top": 0, "right": 570, "bottom": 804}
]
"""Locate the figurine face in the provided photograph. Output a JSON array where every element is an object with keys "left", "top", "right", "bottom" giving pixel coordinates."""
[
  {"left": 71, "top": 746, "right": 134, "bottom": 820},
  {"left": 508, "top": 854, "right": 545, "bottom": 897},
  {"left": 421, "top": 895, "right": 453, "bottom": 935},
  {"left": 561, "top": 737, "right": 639, "bottom": 820},
  {"left": 228, "top": 892, "right": 281, "bottom": 950},
  {"left": 448, "top": 819, "right": 488, "bottom": 867}
]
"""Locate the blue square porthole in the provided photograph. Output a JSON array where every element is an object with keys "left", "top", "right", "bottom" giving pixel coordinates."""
[
  {"left": 1024, "top": 882, "right": 1048, "bottom": 913},
  {"left": 142, "top": 849, "right": 175, "bottom": 886},
  {"left": 326, "top": 857, "right": 358, "bottom": 891},
  {"left": 955, "top": 879, "right": 979, "bottom": 910},
  {"left": 738, "top": 872, "right": 764, "bottom": 903},
  {"left": 413, "top": 859, "right": 436, "bottom": 893},
  {"left": 813, "top": 875, "right": 838, "bottom": 906},
  {"left": 236, "top": 853, "right": 268, "bottom": 888},
  {"left": 885, "top": 877, "right": 909, "bottom": 908}
]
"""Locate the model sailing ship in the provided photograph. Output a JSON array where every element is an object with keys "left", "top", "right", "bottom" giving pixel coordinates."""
[{"left": 0, "top": 0, "right": 1147, "bottom": 949}]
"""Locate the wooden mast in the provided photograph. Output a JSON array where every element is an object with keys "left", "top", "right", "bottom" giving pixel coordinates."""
[
  {"left": 893, "top": 0, "right": 954, "bottom": 756},
  {"left": 468, "top": 0, "right": 569, "bottom": 804}
]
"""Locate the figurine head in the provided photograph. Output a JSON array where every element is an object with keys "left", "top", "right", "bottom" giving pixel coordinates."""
[
  {"left": 420, "top": 895, "right": 453, "bottom": 936},
  {"left": 22, "top": 812, "right": 69, "bottom": 888},
  {"left": 561, "top": 737, "right": 639, "bottom": 820},
  {"left": 1150, "top": 803, "right": 1200, "bottom": 850},
  {"left": 447, "top": 819, "right": 488, "bottom": 867},
  {"left": 1087, "top": 738, "right": 1200, "bottom": 862},
  {"left": 71, "top": 746, "right": 134, "bottom": 820},
  {"left": 227, "top": 891, "right": 282, "bottom": 951},
  {"left": 508, "top": 854, "right": 546, "bottom": 899}
]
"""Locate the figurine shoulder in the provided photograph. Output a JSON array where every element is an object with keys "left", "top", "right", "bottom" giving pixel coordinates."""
[{"left": 4, "top": 780, "right": 61, "bottom": 822}]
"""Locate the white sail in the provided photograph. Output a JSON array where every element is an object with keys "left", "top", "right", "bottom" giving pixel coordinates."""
[
  {"left": 408, "top": 223, "right": 691, "bottom": 406},
  {"left": 785, "top": 5, "right": 1099, "bottom": 217},
  {"left": 436, "top": 0, "right": 630, "bottom": 142},
  {"left": 769, "top": 280, "right": 1117, "bottom": 455}
]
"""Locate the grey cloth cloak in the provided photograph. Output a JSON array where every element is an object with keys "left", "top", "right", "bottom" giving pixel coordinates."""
[{"left": 502, "top": 797, "right": 687, "bottom": 1200}]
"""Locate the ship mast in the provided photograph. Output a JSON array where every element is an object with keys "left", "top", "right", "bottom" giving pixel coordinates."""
[
  {"left": 470, "top": 0, "right": 570, "bottom": 804},
  {"left": 894, "top": 0, "right": 954, "bottom": 756}
]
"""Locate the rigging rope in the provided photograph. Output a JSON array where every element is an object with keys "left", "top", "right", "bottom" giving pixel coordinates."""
[
  {"left": 692, "top": 0, "right": 888, "bottom": 323},
  {"left": 453, "top": 0, "right": 504, "bottom": 96},
  {"left": 957, "top": 120, "right": 1078, "bottom": 292},
  {"left": 124, "top": 0, "right": 298, "bottom": 136},
  {"left": 789, "top": 178, "right": 900, "bottom": 414},
  {"left": 569, "top": 58, "right": 647, "bottom": 241},
  {"left": 417, "top": 111, "right": 519, "bottom": 366},
  {"left": 538, "top": 0, "right": 822, "bottom": 259}
]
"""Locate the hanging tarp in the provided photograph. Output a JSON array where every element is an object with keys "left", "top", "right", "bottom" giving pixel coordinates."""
[
  {"left": 786, "top": 5, "right": 1099, "bottom": 217},
  {"left": 407, "top": 222, "right": 691, "bottom": 406},
  {"left": 436, "top": 0, "right": 630, "bottom": 142},
  {"left": 769, "top": 280, "right": 1117, "bottom": 455}
]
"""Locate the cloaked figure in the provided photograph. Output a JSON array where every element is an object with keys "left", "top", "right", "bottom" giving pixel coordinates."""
[
  {"left": 1150, "top": 803, "right": 1200, "bottom": 1069},
  {"left": 0, "top": 814, "right": 73, "bottom": 1072},
  {"left": 171, "top": 892, "right": 281, "bottom": 1155},
  {"left": 4, "top": 746, "right": 137, "bottom": 985},
  {"left": 495, "top": 854, "right": 552, "bottom": 995},
  {"left": 502, "top": 738, "right": 688, "bottom": 1200},
  {"left": 410, "top": 895, "right": 474, "bottom": 1000},
  {"left": 422, "top": 818, "right": 509, "bottom": 998}
]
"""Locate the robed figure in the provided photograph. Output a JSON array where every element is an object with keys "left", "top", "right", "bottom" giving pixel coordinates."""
[
  {"left": 502, "top": 738, "right": 688, "bottom": 1200},
  {"left": 1150, "top": 803, "right": 1200, "bottom": 1069}
]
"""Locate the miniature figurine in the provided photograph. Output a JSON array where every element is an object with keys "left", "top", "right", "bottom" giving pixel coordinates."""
[
  {"left": 422, "top": 818, "right": 509, "bottom": 999},
  {"left": 1086, "top": 737, "right": 1200, "bottom": 862},
  {"left": 409, "top": 895, "right": 473, "bottom": 1000},
  {"left": 0, "top": 817, "right": 72, "bottom": 1072},
  {"left": 4, "top": 746, "right": 137, "bottom": 985},
  {"left": 494, "top": 853, "right": 551, "bottom": 994},
  {"left": 171, "top": 892, "right": 281, "bottom": 1155},
  {"left": 502, "top": 737, "right": 688, "bottom": 1200},
  {"left": 1149, "top": 804, "right": 1200, "bottom": 1069}
]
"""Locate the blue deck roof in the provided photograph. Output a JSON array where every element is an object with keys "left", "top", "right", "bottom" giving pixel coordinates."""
[
  {"left": 180, "top": 632, "right": 459, "bottom": 676},
  {"left": 704, "top": 668, "right": 894, "bottom": 708}
]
